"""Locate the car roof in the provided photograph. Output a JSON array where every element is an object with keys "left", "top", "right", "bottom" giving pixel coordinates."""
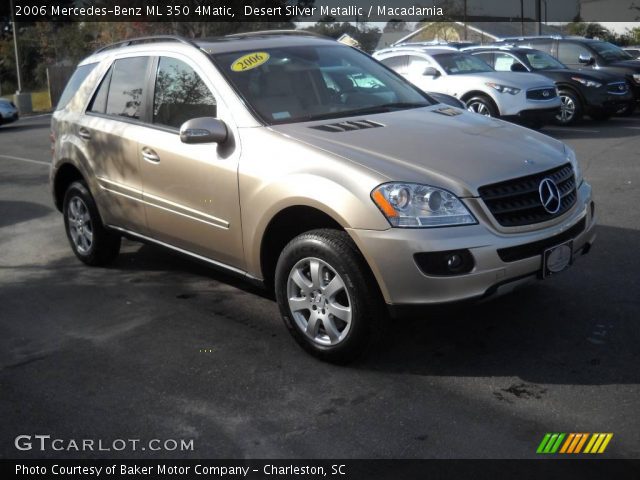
[
  {"left": 81, "top": 33, "right": 340, "bottom": 64},
  {"left": 376, "top": 46, "right": 459, "bottom": 56}
]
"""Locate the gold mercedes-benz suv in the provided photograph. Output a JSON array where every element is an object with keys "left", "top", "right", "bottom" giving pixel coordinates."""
[{"left": 50, "top": 33, "right": 596, "bottom": 362}]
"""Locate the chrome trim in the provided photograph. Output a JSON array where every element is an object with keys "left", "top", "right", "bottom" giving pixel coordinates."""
[
  {"left": 106, "top": 225, "right": 258, "bottom": 279},
  {"left": 606, "top": 82, "right": 629, "bottom": 95},
  {"left": 525, "top": 87, "right": 558, "bottom": 102}
]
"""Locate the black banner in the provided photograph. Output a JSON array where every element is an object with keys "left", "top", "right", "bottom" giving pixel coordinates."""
[
  {"left": 2, "top": 0, "right": 640, "bottom": 22},
  {"left": 4, "top": 459, "right": 640, "bottom": 480}
]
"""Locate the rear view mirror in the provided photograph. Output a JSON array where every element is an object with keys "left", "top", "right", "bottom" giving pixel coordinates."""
[
  {"left": 423, "top": 67, "right": 441, "bottom": 78},
  {"left": 579, "top": 54, "right": 595, "bottom": 65},
  {"left": 180, "top": 117, "right": 228, "bottom": 144},
  {"left": 510, "top": 63, "right": 527, "bottom": 72}
]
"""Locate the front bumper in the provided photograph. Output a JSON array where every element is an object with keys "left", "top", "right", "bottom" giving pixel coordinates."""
[
  {"left": 347, "top": 181, "right": 595, "bottom": 307},
  {"left": 585, "top": 88, "right": 634, "bottom": 112},
  {"left": 0, "top": 110, "right": 19, "bottom": 124},
  {"left": 502, "top": 107, "right": 559, "bottom": 124}
]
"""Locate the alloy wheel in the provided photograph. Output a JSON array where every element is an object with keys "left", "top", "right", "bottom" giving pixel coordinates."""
[
  {"left": 467, "top": 101, "right": 491, "bottom": 116},
  {"left": 286, "top": 257, "right": 352, "bottom": 346},
  {"left": 557, "top": 95, "right": 576, "bottom": 123},
  {"left": 67, "top": 196, "right": 93, "bottom": 254}
]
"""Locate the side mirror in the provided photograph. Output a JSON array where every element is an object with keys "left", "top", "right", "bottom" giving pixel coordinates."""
[
  {"left": 510, "top": 63, "right": 527, "bottom": 72},
  {"left": 423, "top": 66, "right": 441, "bottom": 78},
  {"left": 578, "top": 54, "right": 595, "bottom": 65},
  {"left": 180, "top": 117, "right": 228, "bottom": 144}
]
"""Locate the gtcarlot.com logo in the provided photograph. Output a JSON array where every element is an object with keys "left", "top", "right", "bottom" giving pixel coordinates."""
[
  {"left": 15, "top": 435, "right": 194, "bottom": 452},
  {"left": 536, "top": 433, "right": 613, "bottom": 455}
]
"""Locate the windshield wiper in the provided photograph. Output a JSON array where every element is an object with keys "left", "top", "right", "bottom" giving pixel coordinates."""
[{"left": 306, "top": 102, "right": 430, "bottom": 121}]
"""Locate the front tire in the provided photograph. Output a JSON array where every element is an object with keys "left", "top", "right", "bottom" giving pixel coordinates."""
[
  {"left": 555, "top": 90, "right": 582, "bottom": 125},
  {"left": 63, "top": 181, "right": 121, "bottom": 266},
  {"left": 274, "top": 229, "right": 386, "bottom": 364},
  {"left": 465, "top": 95, "right": 499, "bottom": 117}
]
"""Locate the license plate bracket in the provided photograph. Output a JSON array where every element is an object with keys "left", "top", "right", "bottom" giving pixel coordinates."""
[{"left": 542, "top": 240, "right": 573, "bottom": 278}]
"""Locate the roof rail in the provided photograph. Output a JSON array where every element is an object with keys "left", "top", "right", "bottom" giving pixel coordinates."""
[
  {"left": 225, "top": 29, "right": 328, "bottom": 39},
  {"left": 497, "top": 35, "right": 563, "bottom": 42},
  {"left": 94, "top": 35, "right": 200, "bottom": 54}
]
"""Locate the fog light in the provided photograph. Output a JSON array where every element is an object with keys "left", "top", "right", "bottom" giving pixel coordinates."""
[
  {"left": 414, "top": 249, "right": 474, "bottom": 276},
  {"left": 447, "top": 253, "right": 463, "bottom": 271}
]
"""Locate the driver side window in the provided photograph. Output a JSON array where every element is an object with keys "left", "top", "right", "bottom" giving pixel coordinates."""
[{"left": 153, "top": 57, "right": 217, "bottom": 129}]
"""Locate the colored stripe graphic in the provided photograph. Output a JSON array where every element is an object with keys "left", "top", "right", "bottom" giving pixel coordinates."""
[{"left": 538, "top": 433, "right": 613, "bottom": 454}]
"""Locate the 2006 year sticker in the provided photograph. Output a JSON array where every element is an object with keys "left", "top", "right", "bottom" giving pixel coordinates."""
[{"left": 231, "top": 52, "right": 270, "bottom": 72}]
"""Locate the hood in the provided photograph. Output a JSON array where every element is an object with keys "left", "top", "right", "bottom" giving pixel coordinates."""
[
  {"left": 468, "top": 71, "right": 554, "bottom": 89},
  {"left": 606, "top": 60, "right": 640, "bottom": 71},
  {"left": 270, "top": 106, "right": 567, "bottom": 197},
  {"left": 545, "top": 68, "right": 626, "bottom": 82}
]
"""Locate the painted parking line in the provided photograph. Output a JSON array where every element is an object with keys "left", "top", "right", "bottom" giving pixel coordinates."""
[{"left": 0, "top": 154, "right": 50, "bottom": 167}]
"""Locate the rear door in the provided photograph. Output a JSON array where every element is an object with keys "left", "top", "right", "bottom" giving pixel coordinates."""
[
  {"left": 81, "top": 56, "right": 152, "bottom": 233},
  {"left": 138, "top": 55, "right": 244, "bottom": 269}
]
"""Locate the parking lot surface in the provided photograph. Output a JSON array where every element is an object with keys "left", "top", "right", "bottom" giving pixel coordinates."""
[{"left": 1, "top": 114, "right": 639, "bottom": 458}]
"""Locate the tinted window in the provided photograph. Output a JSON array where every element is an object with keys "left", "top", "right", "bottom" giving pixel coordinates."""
[
  {"left": 432, "top": 53, "right": 493, "bottom": 75},
  {"left": 379, "top": 55, "right": 410, "bottom": 75},
  {"left": 590, "top": 41, "right": 634, "bottom": 62},
  {"left": 56, "top": 63, "right": 97, "bottom": 110},
  {"left": 407, "top": 55, "right": 431, "bottom": 75},
  {"left": 88, "top": 65, "right": 113, "bottom": 114},
  {"left": 558, "top": 43, "right": 591, "bottom": 65},
  {"left": 493, "top": 53, "right": 521, "bottom": 71},
  {"left": 105, "top": 57, "right": 149, "bottom": 120},
  {"left": 525, "top": 51, "right": 566, "bottom": 70},
  {"left": 153, "top": 57, "right": 217, "bottom": 129},
  {"left": 474, "top": 53, "right": 495, "bottom": 67}
]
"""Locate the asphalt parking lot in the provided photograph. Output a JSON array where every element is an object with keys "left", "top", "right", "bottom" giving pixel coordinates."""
[{"left": 1, "top": 113, "right": 639, "bottom": 459}]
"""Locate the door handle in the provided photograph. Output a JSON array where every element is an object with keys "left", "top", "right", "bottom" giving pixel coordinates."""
[
  {"left": 78, "top": 127, "right": 91, "bottom": 141},
  {"left": 141, "top": 147, "right": 160, "bottom": 163}
]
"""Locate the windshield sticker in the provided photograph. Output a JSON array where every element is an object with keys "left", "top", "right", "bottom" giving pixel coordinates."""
[
  {"left": 272, "top": 111, "right": 291, "bottom": 120},
  {"left": 231, "top": 52, "right": 270, "bottom": 72}
]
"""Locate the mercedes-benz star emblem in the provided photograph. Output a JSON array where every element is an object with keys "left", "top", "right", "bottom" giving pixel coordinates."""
[{"left": 539, "top": 178, "right": 561, "bottom": 214}]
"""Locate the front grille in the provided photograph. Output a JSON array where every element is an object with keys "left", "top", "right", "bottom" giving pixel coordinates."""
[
  {"left": 478, "top": 163, "right": 577, "bottom": 227},
  {"left": 497, "top": 218, "right": 586, "bottom": 262},
  {"left": 526, "top": 87, "right": 558, "bottom": 100},
  {"left": 607, "top": 81, "right": 628, "bottom": 95}
]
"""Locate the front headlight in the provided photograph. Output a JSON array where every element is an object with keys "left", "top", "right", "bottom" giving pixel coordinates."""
[
  {"left": 371, "top": 183, "right": 477, "bottom": 228},
  {"left": 633, "top": 74, "right": 640, "bottom": 85},
  {"left": 571, "top": 76, "right": 602, "bottom": 88},
  {"left": 564, "top": 145, "right": 583, "bottom": 186},
  {"left": 486, "top": 82, "right": 521, "bottom": 95}
]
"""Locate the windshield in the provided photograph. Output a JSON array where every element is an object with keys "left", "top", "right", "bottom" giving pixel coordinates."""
[
  {"left": 211, "top": 45, "right": 432, "bottom": 125},
  {"left": 590, "top": 41, "right": 634, "bottom": 62},
  {"left": 433, "top": 53, "right": 494, "bottom": 75},
  {"left": 524, "top": 51, "right": 567, "bottom": 70}
]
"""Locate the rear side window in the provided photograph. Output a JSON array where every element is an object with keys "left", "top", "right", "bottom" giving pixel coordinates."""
[
  {"left": 88, "top": 65, "right": 113, "bottom": 114},
  {"left": 103, "top": 57, "right": 150, "bottom": 120},
  {"left": 380, "top": 55, "right": 410, "bottom": 75},
  {"left": 56, "top": 63, "right": 97, "bottom": 111},
  {"left": 152, "top": 57, "right": 217, "bottom": 129},
  {"left": 558, "top": 43, "right": 591, "bottom": 65}
]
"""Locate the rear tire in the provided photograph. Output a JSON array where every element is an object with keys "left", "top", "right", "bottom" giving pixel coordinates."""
[
  {"left": 63, "top": 181, "right": 121, "bottom": 266},
  {"left": 274, "top": 229, "right": 386, "bottom": 364},
  {"left": 555, "top": 90, "right": 582, "bottom": 125},
  {"left": 465, "top": 95, "right": 499, "bottom": 117}
]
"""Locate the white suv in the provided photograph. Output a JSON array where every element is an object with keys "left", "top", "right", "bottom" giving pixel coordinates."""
[{"left": 374, "top": 47, "right": 561, "bottom": 127}]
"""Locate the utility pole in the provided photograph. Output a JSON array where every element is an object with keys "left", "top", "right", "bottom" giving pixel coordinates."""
[
  {"left": 520, "top": 0, "right": 524, "bottom": 36},
  {"left": 463, "top": 0, "right": 468, "bottom": 41},
  {"left": 536, "top": 0, "right": 542, "bottom": 35},
  {"left": 9, "top": 0, "right": 22, "bottom": 92}
]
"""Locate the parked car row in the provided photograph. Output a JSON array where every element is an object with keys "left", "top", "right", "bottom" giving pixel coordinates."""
[{"left": 374, "top": 35, "right": 639, "bottom": 127}]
